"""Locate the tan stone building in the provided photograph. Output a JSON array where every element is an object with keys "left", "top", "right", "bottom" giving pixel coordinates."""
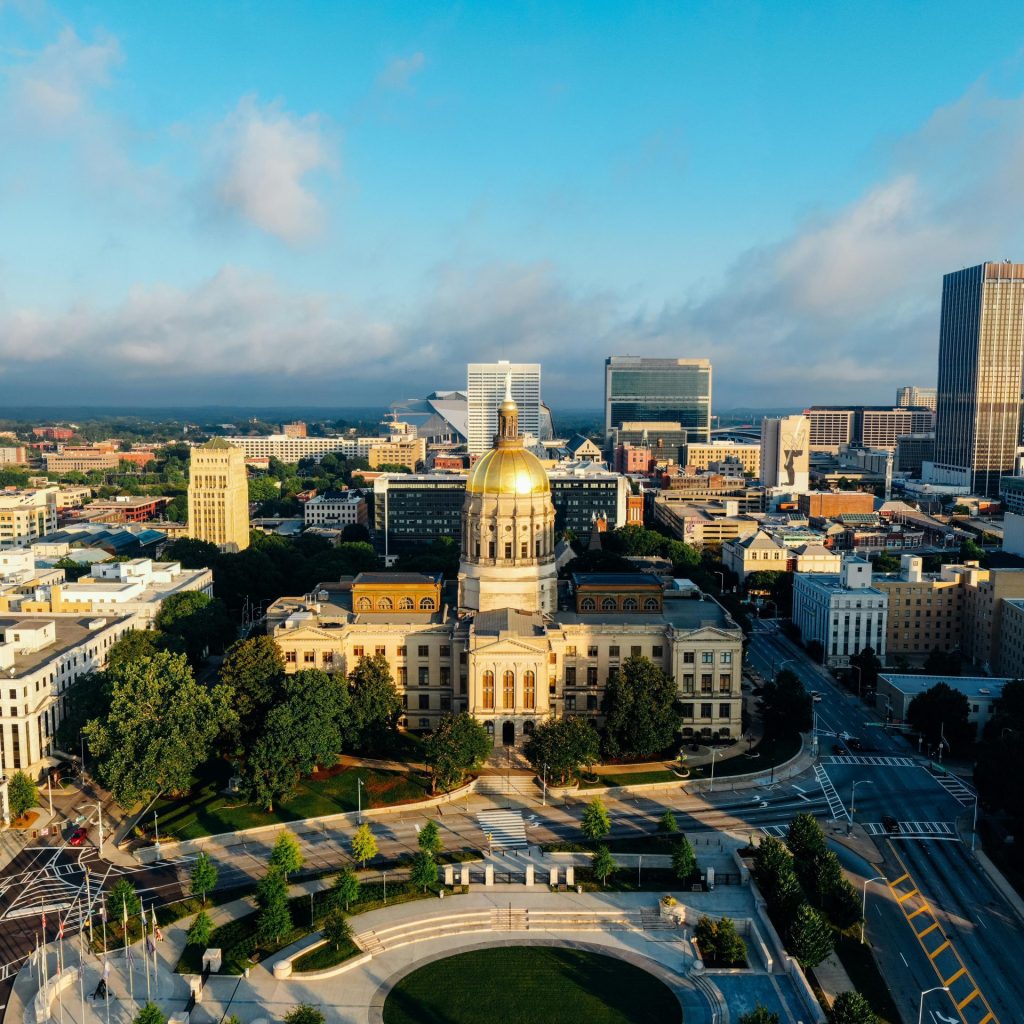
[
  {"left": 873, "top": 556, "right": 963, "bottom": 662},
  {"left": 187, "top": 439, "right": 250, "bottom": 552},
  {"left": 270, "top": 386, "right": 744, "bottom": 745},
  {"left": 0, "top": 491, "right": 57, "bottom": 549},
  {"left": 368, "top": 437, "right": 427, "bottom": 471},
  {"left": 681, "top": 442, "right": 760, "bottom": 477}
]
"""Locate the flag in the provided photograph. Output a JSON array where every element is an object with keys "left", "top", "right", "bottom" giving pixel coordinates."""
[
  {"left": 146, "top": 937, "right": 156, "bottom": 955},
  {"left": 121, "top": 898, "right": 127, "bottom": 929},
  {"left": 58, "top": 919, "right": 64, "bottom": 940},
  {"left": 103, "top": 960, "right": 110, "bottom": 979},
  {"left": 126, "top": 947, "right": 134, "bottom": 965},
  {"left": 151, "top": 906, "right": 158, "bottom": 931},
  {"left": 100, "top": 901, "right": 107, "bottom": 921}
]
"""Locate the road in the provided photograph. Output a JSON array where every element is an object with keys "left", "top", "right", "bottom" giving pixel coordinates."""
[{"left": 748, "top": 621, "right": 1023, "bottom": 1024}]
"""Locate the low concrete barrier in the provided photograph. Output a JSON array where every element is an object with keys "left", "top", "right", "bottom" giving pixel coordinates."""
[{"left": 272, "top": 939, "right": 373, "bottom": 981}]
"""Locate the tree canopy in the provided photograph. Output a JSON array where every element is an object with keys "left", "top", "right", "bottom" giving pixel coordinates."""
[
  {"left": 760, "top": 669, "right": 812, "bottom": 738},
  {"left": 348, "top": 654, "right": 402, "bottom": 753},
  {"left": 907, "top": 681, "right": 973, "bottom": 753},
  {"left": 600, "top": 654, "right": 679, "bottom": 758},
  {"left": 155, "top": 591, "right": 234, "bottom": 664},
  {"left": 523, "top": 715, "right": 600, "bottom": 786},
  {"left": 424, "top": 713, "right": 491, "bottom": 792}
]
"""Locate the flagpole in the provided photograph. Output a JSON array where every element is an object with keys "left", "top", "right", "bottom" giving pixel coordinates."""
[
  {"left": 78, "top": 929, "right": 86, "bottom": 1024},
  {"left": 85, "top": 867, "right": 94, "bottom": 947},
  {"left": 56, "top": 926, "right": 65, "bottom": 1024},
  {"left": 150, "top": 904, "right": 159, "bottom": 999},
  {"left": 142, "top": 906, "right": 151, "bottom": 1002},
  {"left": 122, "top": 896, "right": 134, "bottom": 1006},
  {"left": 103, "top": 957, "right": 111, "bottom": 1024}
]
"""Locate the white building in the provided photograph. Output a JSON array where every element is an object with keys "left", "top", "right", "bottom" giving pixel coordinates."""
[
  {"left": 467, "top": 361, "right": 542, "bottom": 454},
  {"left": 4, "top": 558, "right": 212, "bottom": 627},
  {"left": 223, "top": 434, "right": 379, "bottom": 463},
  {"left": 0, "top": 491, "right": 58, "bottom": 549},
  {"left": 760, "top": 416, "right": 810, "bottom": 493},
  {"left": 0, "top": 612, "right": 137, "bottom": 776},
  {"left": 792, "top": 557, "right": 888, "bottom": 666},
  {"left": 303, "top": 491, "right": 368, "bottom": 528}
]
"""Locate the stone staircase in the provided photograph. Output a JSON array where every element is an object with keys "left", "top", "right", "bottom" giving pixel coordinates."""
[
  {"left": 352, "top": 906, "right": 682, "bottom": 955},
  {"left": 474, "top": 774, "right": 539, "bottom": 798}
]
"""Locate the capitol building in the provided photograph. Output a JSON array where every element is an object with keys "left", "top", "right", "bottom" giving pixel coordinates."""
[{"left": 269, "top": 383, "right": 743, "bottom": 746}]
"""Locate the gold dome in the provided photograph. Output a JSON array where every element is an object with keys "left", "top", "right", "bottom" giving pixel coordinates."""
[{"left": 466, "top": 446, "right": 550, "bottom": 495}]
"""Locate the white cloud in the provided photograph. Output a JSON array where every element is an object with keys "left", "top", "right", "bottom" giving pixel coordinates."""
[
  {"left": 7, "top": 26, "right": 122, "bottom": 131},
  {"left": 377, "top": 52, "right": 426, "bottom": 91},
  {"left": 206, "top": 96, "right": 335, "bottom": 244}
]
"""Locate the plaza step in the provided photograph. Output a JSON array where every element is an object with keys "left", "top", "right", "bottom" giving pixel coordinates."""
[{"left": 474, "top": 775, "right": 539, "bottom": 798}]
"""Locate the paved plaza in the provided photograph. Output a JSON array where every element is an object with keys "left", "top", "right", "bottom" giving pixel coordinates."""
[{"left": 10, "top": 878, "right": 818, "bottom": 1024}]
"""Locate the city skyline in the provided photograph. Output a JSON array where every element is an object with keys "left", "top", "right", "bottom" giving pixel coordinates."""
[{"left": 3, "top": 3, "right": 1024, "bottom": 410}]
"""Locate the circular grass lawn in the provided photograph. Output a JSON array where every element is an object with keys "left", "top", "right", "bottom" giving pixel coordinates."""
[{"left": 381, "top": 946, "right": 683, "bottom": 1024}]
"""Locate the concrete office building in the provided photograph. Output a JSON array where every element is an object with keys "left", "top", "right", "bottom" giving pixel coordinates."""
[
  {"left": 0, "top": 491, "right": 57, "bottom": 549},
  {"left": 681, "top": 441, "right": 760, "bottom": 477},
  {"left": 805, "top": 409, "right": 855, "bottom": 453},
  {"left": 271, "top": 387, "right": 743, "bottom": 743},
  {"left": 604, "top": 357, "right": 712, "bottom": 444},
  {"left": 467, "top": 362, "right": 542, "bottom": 455},
  {"left": 0, "top": 612, "right": 137, "bottom": 775},
  {"left": 895, "top": 434, "right": 936, "bottom": 477},
  {"left": 875, "top": 675, "right": 1008, "bottom": 739},
  {"left": 609, "top": 422, "right": 693, "bottom": 466},
  {"left": 926, "top": 262, "right": 1024, "bottom": 496},
  {"left": 368, "top": 436, "right": 427, "bottom": 471},
  {"left": 303, "top": 491, "right": 368, "bottom": 528},
  {"left": 897, "top": 386, "right": 937, "bottom": 412},
  {"left": 760, "top": 415, "right": 810, "bottom": 493},
  {"left": 792, "top": 558, "right": 888, "bottom": 667},
  {"left": 805, "top": 407, "right": 933, "bottom": 452},
  {"left": 187, "top": 439, "right": 250, "bottom": 552},
  {"left": 224, "top": 434, "right": 379, "bottom": 463}
]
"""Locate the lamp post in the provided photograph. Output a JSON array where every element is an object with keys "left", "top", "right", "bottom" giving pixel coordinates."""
[
  {"left": 357, "top": 777, "right": 365, "bottom": 824},
  {"left": 849, "top": 779, "right": 874, "bottom": 834},
  {"left": 542, "top": 764, "right": 547, "bottom": 807},
  {"left": 971, "top": 791, "right": 978, "bottom": 852},
  {"left": 860, "top": 875, "right": 885, "bottom": 944},
  {"left": 709, "top": 748, "right": 720, "bottom": 793},
  {"left": 714, "top": 571, "right": 725, "bottom": 593},
  {"left": 918, "top": 986, "right": 950, "bottom": 1024},
  {"left": 851, "top": 664, "right": 863, "bottom": 700},
  {"left": 772, "top": 657, "right": 795, "bottom": 681}
]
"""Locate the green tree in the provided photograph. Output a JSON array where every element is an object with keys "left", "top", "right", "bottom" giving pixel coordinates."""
[
  {"left": 106, "top": 630, "right": 171, "bottom": 670},
  {"left": 752, "top": 837, "right": 802, "bottom": 920},
  {"left": 331, "top": 868, "right": 361, "bottom": 912},
  {"left": 417, "top": 820, "right": 442, "bottom": 857},
  {"left": 245, "top": 703, "right": 304, "bottom": 811},
  {"left": 132, "top": 1003, "right": 167, "bottom": 1024},
  {"left": 270, "top": 830, "right": 305, "bottom": 877},
  {"left": 523, "top": 715, "right": 600, "bottom": 786},
  {"left": 581, "top": 797, "right": 611, "bottom": 842},
  {"left": 55, "top": 669, "right": 111, "bottom": 751},
  {"left": 283, "top": 1006, "right": 326, "bottom": 1024},
  {"left": 189, "top": 852, "right": 218, "bottom": 905},
  {"left": 248, "top": 476, "right": 280, "bottom": 504},
  {"left": 829, "top": 991, "right": 877, "bottom": 1024},
  {"left": 849, "top": 646, "right": 882, "bottom": 696},
  {"left": 601, "top": 654, "right": 680, "bottom": 759},
  {"left": 322, "top": 908, "right": 352, "bottom": 951},
  {"left": 348, "top": 654, "right": 402, "bottom": 752},
  {"left": 219, "top": 635, "right": 285, "bottom": 731},
  {"left": 7, "top": 771, "right": 37, "bottom": 819},
  {"left": 256, "top": 866, "right": 292, "bottom": 946},
  {"left": 786, "top": 812, "right": 826, "bottom": 863},
  {"left": 787, "top": 903, "right": 833, "bottom": 968},
  {"left": 658, "top": 809, "right": 679, "bottom": 833},
  {"left": 760, "top": 669, "right": 812, "bottom": 738},
  {"left": 84, "top": 652, "right": 235, "bottom": 806},
  {"left": 591, "top": 844, "right": 617, "bottom": 886},
  {"left": 186, "top": 909, "right": 213, "bottom": 948},
  {"left": 53, "top": 555, "right": 93, "bottom": 581},
  {"left": 107, "top": 879, "right": 142, "bottom": 926},
  {"left": 923, "top": 647, "right": 963, "bottom": 677},
  {"left": 907, "top": 682, "right": 973, "bottom": 753},
  {"left": 738, "top": 1007, "right": 780, "bottom": 1024},
  {"left": 163, "top": 537, "right": 221, "bottom": 569},
  {"left": 410, "top": 851, "right": 438, "bottom": 892},
  {"left": 351, "top": 823, "right": 378, "bottom": 866},
  {"left": 155, "top": 591, "right": 234, "bottom": 664},
  {"left": 424, "top": 713, "right": 492, "bottom": 792},
  {"left": 671, "top": 836, "right": 698, "bottom": 884},
  {"left": 694, "top": 915, "right": 746, "bottom": 967}
]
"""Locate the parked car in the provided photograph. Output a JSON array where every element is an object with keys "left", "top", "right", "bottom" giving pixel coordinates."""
[
  {"left": 809, "top": 690, "right": 822, "bottom": 702},
  {"left": 882, "top": 815, "right": 900, "bottom": 835},
  {"left": 68, "top": 826, "right": 88, "bottom": 847}
]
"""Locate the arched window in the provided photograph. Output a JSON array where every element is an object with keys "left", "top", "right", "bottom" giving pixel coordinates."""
[
  {"left": 601, "top": 597, "right": 617, "bottom": 611},
  {"left": 523, "top": 670, "right": 536, "bottom": 710},
  {"left": 502, "top": 670, "right": 515, "bottom": 709},
  {"left": 357, "top": 597, "right": 372, "bottom": 610},
  {"left": 419, "top": 597, "right": 436, "bottom": 610},
  {"left": 377, "top": 596, "right": 393, "bottom": 610},
  {"left": 643, "top": 597, "right": 659, "bottom": 611},
  {"left": 580, "top": 597, "right": 596, "bottom": 610},
  {"left": 522, "top": 720, "right": 535, "bottom": 736},
  {"left": 484, "top": 720, "right": 494, "bottom": 736},
  {"left": 622, "top": 597, "right": 638, "bottom": 611},
  {"left": 482, "top": 671, "right": 495, "bottom": 709},
  {"left": 398, "top": 597, "right": 414, "bottom": 610}
]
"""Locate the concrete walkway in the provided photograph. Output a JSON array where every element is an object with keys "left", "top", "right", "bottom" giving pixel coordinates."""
[{"left": 10, "top": 868, "right": 819, "bottom": 1024}]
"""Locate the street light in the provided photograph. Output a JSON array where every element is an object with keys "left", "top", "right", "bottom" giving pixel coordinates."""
[
  {"left": 709, "top": 748, "right": 720, "bottom": 793},
  {"left": 849, "top": 779, "right": 874, "bottom": 833},
  {"left": 714, "top": 571, "right": 726, "bottom": 593},
  {"left": 772, "top": 656, "right": 796, "bottom": 680},
  {"left": 860, "top": 875, "right": 885, "bottom": 944},
  {"left": 357, "top": 777, "right": 365, "bottom": 824},
  {"left": 918, "top": 986, "right": 950, "bottom": 1024},
  {"left": 542, "top": 763, "right": 547, "bottom": 806},
  {"left": 851, "top": 664, "right": 863, "bottom": 700}
]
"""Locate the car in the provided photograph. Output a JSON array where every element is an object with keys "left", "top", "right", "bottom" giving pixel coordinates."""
[
  {"left": 68, "top": 826, "right": 88, "bottom": 847},
  {"left": 810, "top": 691, "right": 823, "bottom": 703},
  {"left": 847, "top": 737, "right": 864, "bottom": 751},
  {"left": 832, "top": 743, "right": 846, "bottom": 755},
  {"left": 882, "top": 815, "right": 900, "bottom": 835}
]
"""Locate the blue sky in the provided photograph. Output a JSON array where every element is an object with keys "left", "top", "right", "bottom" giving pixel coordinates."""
[{"left": 3, "top": 1, "right": 1024, "bottom": 410}]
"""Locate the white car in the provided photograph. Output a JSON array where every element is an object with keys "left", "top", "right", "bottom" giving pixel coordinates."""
[{"left": 810, "top": 691, "right": 823, "bottom": 703}]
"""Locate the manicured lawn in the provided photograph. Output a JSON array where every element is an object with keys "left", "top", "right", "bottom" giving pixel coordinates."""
[
  {"left": 293, "top": 937, "right": 361, "bottom": 972},
  {"left": 586, "top": 769, "right": 679, "bottom": 787},
  {"left": 153, "top": 762, "right": 431, "bottom": 840},
  {"left": 382, "top": 947, "right": 682, "bottom": 1024},
  {"left": 686, "top": 732, "right": 802, "bottom": 780}
]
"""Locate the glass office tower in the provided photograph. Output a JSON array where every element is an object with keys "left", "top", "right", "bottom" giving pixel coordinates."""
[{"left": 604, "top": 356, "right": 712, "bottom": 442}]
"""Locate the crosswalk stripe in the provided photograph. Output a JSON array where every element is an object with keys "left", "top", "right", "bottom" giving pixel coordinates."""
[
  {"left": 821, "top": 755, "right": 917, "bottom": 767},
  {"left": 477, "top": 810, "right": 528, "bottom": 849}
]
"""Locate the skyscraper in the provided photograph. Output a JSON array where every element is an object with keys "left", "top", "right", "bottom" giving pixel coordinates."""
[
  {"left": 896, "top": 386, "right": 937, "bottom": 412},
  {"left": 604, "top": 356, "right": 712, "bottom": 442},
  {"left": 467, "top": 361, "right": 542, "bottom": 454},
  {"left": 927, "top": 262, "right": 1024, "bottom": 496},
  {"left": 187, "top": 439, "right": 250, "bottom": 552}
]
